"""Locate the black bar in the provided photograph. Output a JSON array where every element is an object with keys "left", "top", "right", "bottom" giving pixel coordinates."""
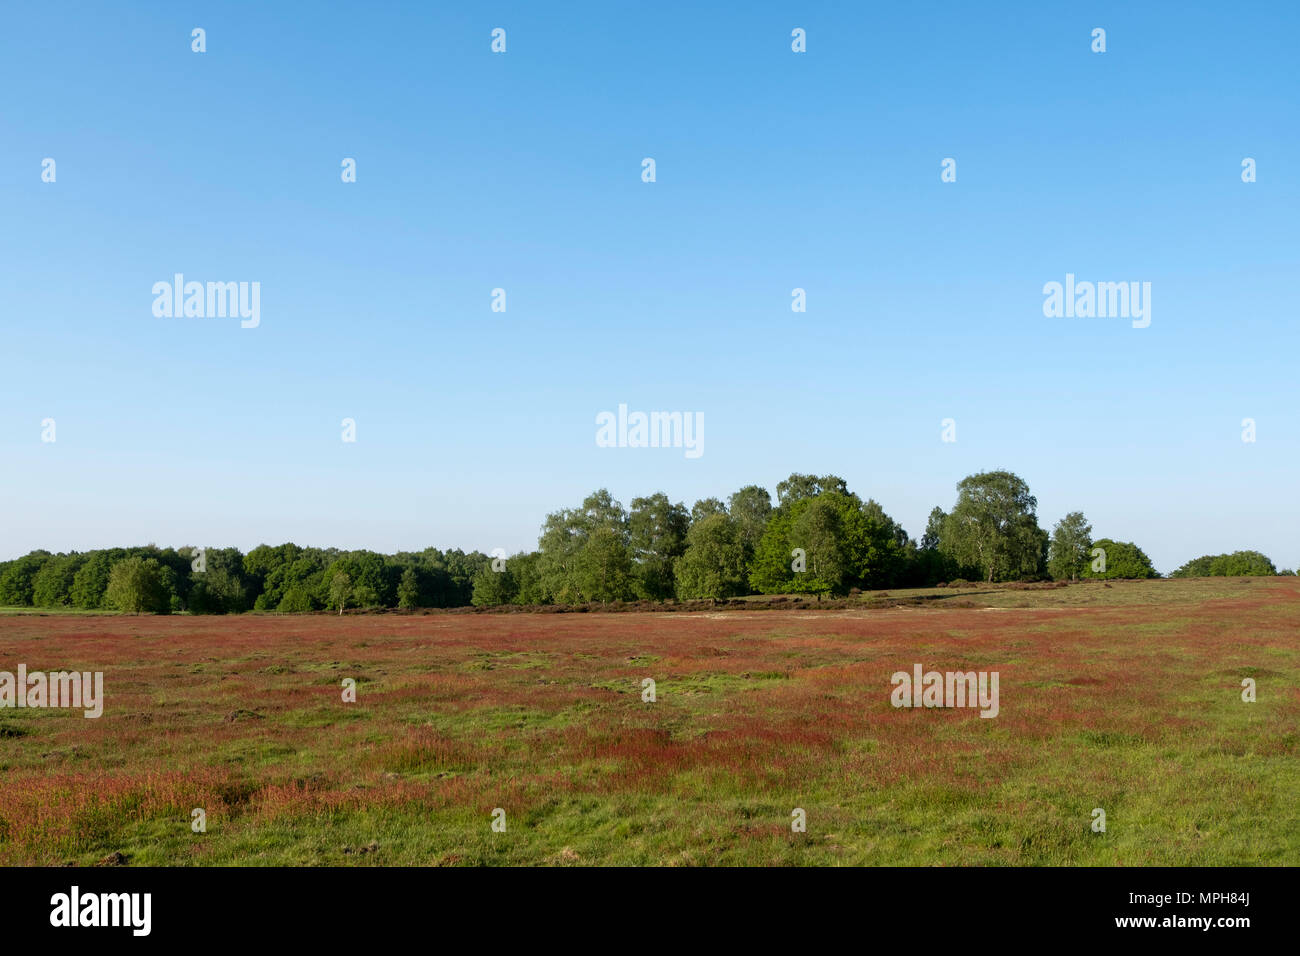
[{"left": 0, "top": 865, "right": 1281, "bottom": 943}]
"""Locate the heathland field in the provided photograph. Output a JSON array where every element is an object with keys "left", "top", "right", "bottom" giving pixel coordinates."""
[{"left": 0, "top": 578, "right": 1296, "bottom": 866}]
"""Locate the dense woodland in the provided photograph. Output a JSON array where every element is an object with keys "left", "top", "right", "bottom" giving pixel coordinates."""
[{"left": 0, "top": 470, "right": 1290, "bottom": 613}]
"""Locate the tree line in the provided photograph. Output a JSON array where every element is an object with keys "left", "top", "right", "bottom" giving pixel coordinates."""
[
  {"left": 0, "top": 470, "right": 1291, "bottom": 613},
  {"left": 0, "top": 544, "right": 483, "bottom": 614}
]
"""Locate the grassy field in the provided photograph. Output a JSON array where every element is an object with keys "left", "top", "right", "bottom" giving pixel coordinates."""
[{"left": 1, "top": 577, "right": 1297, "bottom": 866}]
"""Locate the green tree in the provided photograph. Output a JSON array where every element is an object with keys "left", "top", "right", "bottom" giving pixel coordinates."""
[
  {"left": 628, "top": 493, "right": 690, "bottom": 600},
  {"left": 1048, "top": 512, "right": 1092, "bottom": 581},
  {"left": 747, "top": 481, "right": 914, "bottom": 596},
  {"left": 0, "top": 552, "right": 52, "bottom": 606},
  {"left": 188, "top": 547, "right": 250, "bottom": 614},
  {"left": 689, "top": 497, "right": 728, "bottom": 523},
  {"left": 1170, "top": 555, "right": 1215, "bottom": 578},
  {"left": 576, "top": 526, "right": 634, "bottom": 603},
  {"left": 913, "top": 507, "right": 960, "bottom": 584},
  {"left": 1081, "top": 539, "right": 1158, "bottom": 579},
  {"left": 319, "top": 551, "right": 398, "bottom": 608},
  {"left": 859, "top": 498, "right": 910, "bottom": 587},
  {"left": 397, "top": 567, "right": 420, "bottom": 608},
  {"left": 1172, "top": 550, "right": 1277, "bottom": 577},
  {"left": 32, "top": 553, "right": 86, "bottom": 607},
  {"left": 786, "top": 496, "right": 851, "bottom": 596},
  {"left": 329, "top": 571, "right": 352, "bottom": 615},
  {"left": 391, "top": 551, "right": 453, "bottom": 607},
  {"left": 939, "top": 471, "right": 1046, "bottom": 582},
  {"left": 245, "top": 543, "right": 306, "bottom": 609},
  {"left": 751, "top": 493, "right": 853, "bottom": 597},
  {"left": 277, "top": 587, "right": 314, "bottom": 612},
  {"left": 775, "top": 473, "right": 849, "bottom": 507},
  {"left": 105, "top": 557, "right": 170, "bottom": 613},
  {"left": 470, "top": 559, "right": 517, "bottom": 607},
  {"left": 438, "top": 549, "right": 488, "bottom": 606},
  {"left": 508, "top": 552, "right": 546, "bottom": 604},
  {"left": 351, "top": 584, "right": 380, "bottom": 607},
  {"left": 921, "top": 507, "right": 946, "bottom": 551},
  {"left": 727, "top": 484, "right": 772, "bottom": 571},
  {"left": 674, "top": 513, "right": 748, "bottom": 599},
  {"left": 537, "top": 490, "right": 629, "bottom": 603},
  {"left": 70, "top": 550, "right": 126, "bottom": 608},
  {"left": 157, "top": 563, "right": 183, "bottom": 612}
]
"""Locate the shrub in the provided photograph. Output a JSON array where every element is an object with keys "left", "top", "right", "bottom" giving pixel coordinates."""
[
  {"left": 1171, "top": 551, "right": 1277, "bottom": 578},
  {"left": 277, "top": 588, "right": 314, "bottom": 612},
  {"left": 1080, "top": 539, "right": 1158, "bottom": 580}
]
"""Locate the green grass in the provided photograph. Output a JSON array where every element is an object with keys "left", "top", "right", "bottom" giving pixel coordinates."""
[{"left": 1, "top": 577, "right": 1297, "bottom": 865}]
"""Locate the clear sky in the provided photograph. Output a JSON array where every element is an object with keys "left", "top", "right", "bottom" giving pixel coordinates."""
[{"left": 2, "top": 1, "right": 1297, "bottom": 574}]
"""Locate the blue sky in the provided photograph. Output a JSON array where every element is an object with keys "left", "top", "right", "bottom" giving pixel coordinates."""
[{"left": 2, "top": 1, "right": 1297, "bottom": 573}]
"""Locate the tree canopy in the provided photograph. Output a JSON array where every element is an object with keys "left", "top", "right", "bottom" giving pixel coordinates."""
[
  {"left": 1048, "top": 512, "right": 1093, "bottom": 582},
  {"left": 1171, "top": 551, "right": 1277, "bottom": 577},
  {"left": 938, "top": 471, "right": 1047, "bottom": 583},
  {"left": 2, "top": 469, "right": 1286, "bottom": 613},
  {"left": 1080, "top": 539, "right": 1159, "bottom": 580}
]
